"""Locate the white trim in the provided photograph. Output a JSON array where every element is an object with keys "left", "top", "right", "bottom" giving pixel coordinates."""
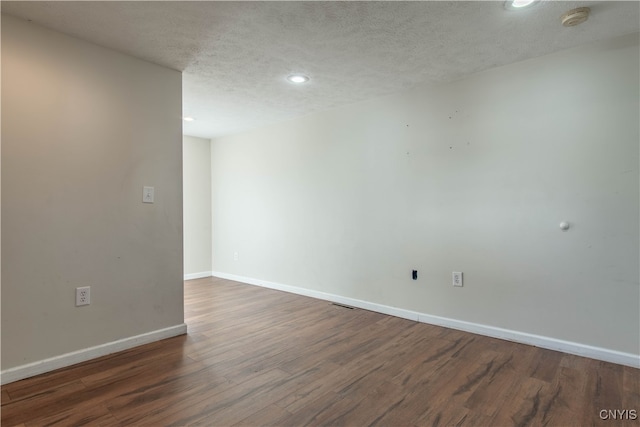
[
  {"left": 0, "top": 323, "right": 187, "bottom": 385},
  {"left": 184, "top": 271, "right": 213, "bottom": 280},
  {"left": 415, "top": 313, "right": 639, "bottom": 368},
  {"left": 212, "top": 271, "right": 640, "bottom": 368}
]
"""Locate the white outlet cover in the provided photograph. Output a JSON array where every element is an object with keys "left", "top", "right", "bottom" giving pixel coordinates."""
[
  {"left": 76, "top": 286, "right": 91, "bottom": 306},
  {"left": 452, "top": 272, "right": 463, "bottom": 287}
]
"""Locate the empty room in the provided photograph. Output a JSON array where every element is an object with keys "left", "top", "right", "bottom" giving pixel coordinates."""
[{"left": 1, "top": 1, "right": 639, "bottom": 426}]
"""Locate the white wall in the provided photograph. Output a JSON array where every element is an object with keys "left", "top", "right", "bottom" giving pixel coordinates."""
[
  {"left": 183, "top": 135, "right": 212, "bottom": 278},
  {"left": 211, "top": 34, "right": 639, "bottom": 357},
  {"left": 1, "top": 15, "right": 185, "bottom": 372}
]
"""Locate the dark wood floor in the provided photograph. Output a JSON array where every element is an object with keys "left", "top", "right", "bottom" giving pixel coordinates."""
[{"left": 2, "top": 277, "right": 638, "bottom": 426}]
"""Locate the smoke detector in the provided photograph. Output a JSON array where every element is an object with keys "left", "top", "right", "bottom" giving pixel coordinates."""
[{"left": 561, "top": 7, "right": 590, "bottom": 27}]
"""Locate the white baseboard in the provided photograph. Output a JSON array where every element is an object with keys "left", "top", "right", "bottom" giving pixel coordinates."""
[
  {"left": 212, "top": 271, "right": 640, "bottom": 368},
  {"left": 1, "top": 323, "right": 188, "bottom": 385},
  {"left": 184, "top": 271, "right": 212, "bottom": 280}
]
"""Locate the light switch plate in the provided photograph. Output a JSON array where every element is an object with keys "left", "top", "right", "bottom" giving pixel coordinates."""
[{"left": 143, "top": 186, "right": 154, "bottom": 203}]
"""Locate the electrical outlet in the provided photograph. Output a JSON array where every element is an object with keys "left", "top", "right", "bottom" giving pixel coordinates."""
[
  {"left": 234, "top": 251, "right": 239, "bottom": 261},
  {"left": 452, "top": 272, "right": 463, "bottom": 287},
  {"left": 76, "top": 286, "right": 91, "bottom": 306}
]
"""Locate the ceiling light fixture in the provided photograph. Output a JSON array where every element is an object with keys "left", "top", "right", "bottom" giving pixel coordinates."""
[
  {"left": 504, "top": 0, "right": 538, "bottom": 10},
  {"left": 183, "top": 116, "right": 195, "bottom": 122},
  {"left": 287, "top": 74, "right": 310, "bottom": 84}
]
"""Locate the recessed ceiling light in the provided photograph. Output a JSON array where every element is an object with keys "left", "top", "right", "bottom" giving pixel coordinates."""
[
  {"left": 183, "top": 116, "right": 195, "bottom": 122},
  {"left": 287, "top": 74, "right": 310, "bottom": 84},
  {"left": 504, "top": 0, "right": 538, "bottom": 10}
]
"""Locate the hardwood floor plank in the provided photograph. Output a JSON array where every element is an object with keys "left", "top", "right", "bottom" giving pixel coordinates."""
[
  {"left": 231, "top": 404, "right": 292, "bottom": 427},
  {"left": 273, "top": 362, "right": 357, "bottom": 413},
  {"left": 588, "top": 361, "right": 624, "bottom": 412},
  {"left": 1, "top": 381, "right": 87, "bottom": 426},
  {"left": 79, "top": 337, "right": 199, "bottom": 389},
  {"left": 3, "top": 335, "right": 190, "bottom": 402},
  {"left": 2, "top": 277, "right": 637, "bottom": 427},
  {"left": 23, "top": 403, "right": 120, "bottom": 427},
  {"left": 389, "top": 336, "right": 472, "bottom": 389},
  {"left": 281, "top": 390, "right": 361, "bottom": 427},
  {"left": 551, "top": 365, "right": 594, "bottom": 426},
  {"left": 463, "top": 350, "right": 524, "bottom": 416},
  {"left": 529, "top": 348, "right": 564, "bottom": 383},
  {"left": 105, "top": 361, "right": 237, "bottom": 424},
  {"left": 324, "top": 379, "right": 408, "bottom": 426},
  {"left": 622, "top": 365, "right": 640, "bottom": 411},
  {"left": 142, "top": 368, "right": 292, "bottom": 426},
  {"left": 490, "top": 376, "right": 549, "bottom": 427}
]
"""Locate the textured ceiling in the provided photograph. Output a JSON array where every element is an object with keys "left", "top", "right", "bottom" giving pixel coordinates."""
[{"left": 2, "top": 1, "right": 639, "bottom": 139}]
